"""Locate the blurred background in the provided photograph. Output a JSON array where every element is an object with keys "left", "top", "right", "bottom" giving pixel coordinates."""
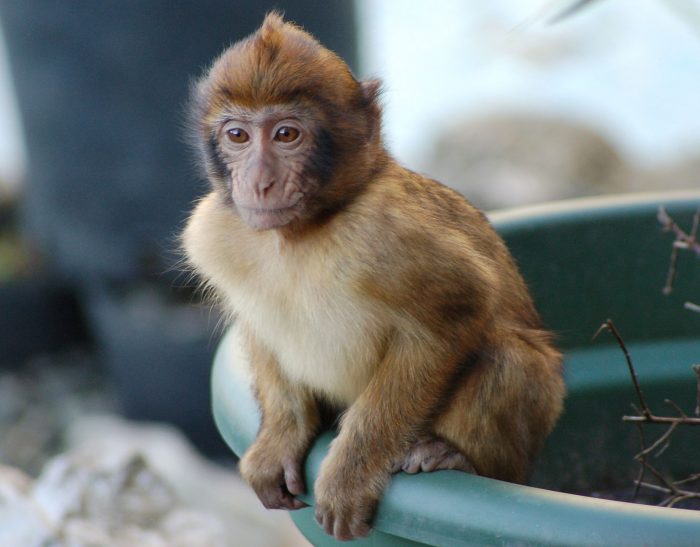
[{"left": 0, "top": 1, "right": 698, "bottom": 545}]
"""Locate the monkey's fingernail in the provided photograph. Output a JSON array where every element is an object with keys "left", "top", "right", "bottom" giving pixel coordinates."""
[{"left": 291, "top": 497, "right": 308, "bottom": 509}]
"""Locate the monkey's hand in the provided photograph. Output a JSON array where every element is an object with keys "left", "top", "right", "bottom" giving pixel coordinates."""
[
  {"left": 313, "top": 442, "right": 388, "bottom": 540},
  {"left": 239, "top": 438, "right": 308, "bottom": 510},
  {"left": 236, "top": 328, "right": 319, "bottom": 511}
]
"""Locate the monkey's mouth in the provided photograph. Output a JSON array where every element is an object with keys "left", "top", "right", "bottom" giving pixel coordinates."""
[
  {"left": 245, "top": 206, "right": 295, "bottom": 213},
  {"left": 236, "top": 204, "right": 300, "bottom": 230}
]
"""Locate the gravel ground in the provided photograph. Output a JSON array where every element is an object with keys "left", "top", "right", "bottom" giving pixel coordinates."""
[
  {"left": 0, "top": 349, "right": 115, "bottom": 475},
  {"left": 0, "top": 348, "right": 309, "bottom": 547}
]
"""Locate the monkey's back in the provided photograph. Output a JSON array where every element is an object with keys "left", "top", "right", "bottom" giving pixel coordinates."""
[{"left": 342, "top": 163, "right": 545, "bottom": 334}]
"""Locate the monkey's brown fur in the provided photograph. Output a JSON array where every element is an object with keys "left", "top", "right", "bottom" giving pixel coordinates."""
[{"left": 183, "top": 13, "right": 564, "bottom": 541}]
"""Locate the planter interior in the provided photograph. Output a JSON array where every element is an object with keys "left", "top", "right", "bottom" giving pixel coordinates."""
[{"left": 212, "top": 190, "right": 700, "bottom": 546}]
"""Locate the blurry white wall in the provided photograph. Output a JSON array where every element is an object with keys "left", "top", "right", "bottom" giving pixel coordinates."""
[
  {"left": 356, "top": 0, "right": 700, "bottom": 172},
  {"left": 0, "top": 23, "right": 25, "bottom": 197}
]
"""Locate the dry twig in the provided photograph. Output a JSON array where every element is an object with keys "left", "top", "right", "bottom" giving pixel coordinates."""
[
  {"left": 658, "top": 206, "right": 700, "bottom": 308},
  {"left": 695, "top": 364, "right": 700, "bottom": 417},
  {"left": 594, "top": 319, "right": 700, "bottom": 507}
]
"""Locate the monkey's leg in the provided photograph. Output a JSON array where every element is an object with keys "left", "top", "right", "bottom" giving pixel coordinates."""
[
  {"left": 237, "top": 327, "right": 320, "bottom": 511},
  {"left": 391, "top": 436, "right": 476, "bottom": 474},
  {"left": 434, "top": 331, "right": 564, "bottom": 484},
  {"left": 313, "top": 335, "right": 466, "bottom": 540}
]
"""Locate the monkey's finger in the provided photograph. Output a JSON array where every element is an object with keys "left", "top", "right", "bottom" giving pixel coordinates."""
[
  {"left": 257, "top": 484, "right": 307, "bottom": 510},
  {"left": 421, "top": 452, "right": 476, "bottom": 474},
  {"left": 282, "top": 461, "right": 305, "bottom": 496},
  {"left": 419, "top": 456, "right": 439, "bottom": 472},
  {"left": 274, "top": 493, "right": 307, "bottom": 510},
  {"left": 289, "top": 496, "right": 309, "bottom": 509},
  {"left": 333, "top": 520, "right": 355, "bottom": 541},
  {"left": 279, "top": 483, "right": 309, "bottom": 510},
  {"left": 315, "top": 507, "right": 334, "bottom": 536},
  {"left": 333, "top": 517, "right": 354, "bottom": 542},
  {"left": 257, "top": 487, "right": 284, "bottom": 509},
  {"left": 401, "top": 456, "right": 422, "bottom": 474},
  {"left": 348, "top": 513, "right": 372, "bottom": 539}
]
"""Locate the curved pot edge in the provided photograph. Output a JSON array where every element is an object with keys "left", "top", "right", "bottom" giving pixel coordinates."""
[{"left": 489, "top": 188, "right": 700, "bottom": 229}]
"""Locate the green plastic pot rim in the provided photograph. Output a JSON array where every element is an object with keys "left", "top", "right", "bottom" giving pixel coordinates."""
[{"left": 489, "top": 188, "right": 700, "bottom": 228}]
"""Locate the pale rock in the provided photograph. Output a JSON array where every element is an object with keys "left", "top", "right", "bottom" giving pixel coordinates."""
[
  {"left": 0, "top": 415, "right": 308, "bottom": 547},
  {"left": 0, "top": 464, "right": 53, "bottom": 547},
  {"left": 65, "top": 415, "right": 308, "bottom": 547}
]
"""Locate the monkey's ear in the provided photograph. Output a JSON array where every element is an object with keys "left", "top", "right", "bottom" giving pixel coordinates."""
[
  {"left": 360, "top": 79, "right": 383, "bottom": 139},
  {"left": 360, "top": 78, "right": 382, "bottom": 104}
]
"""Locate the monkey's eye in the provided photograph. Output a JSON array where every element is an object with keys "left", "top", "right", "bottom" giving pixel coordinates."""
[
  {"left": 226, "top": 127, "right": 249, "bottom": 144},
  {"left": 274, "top": 126, "right": 300, "bottom": 143}
]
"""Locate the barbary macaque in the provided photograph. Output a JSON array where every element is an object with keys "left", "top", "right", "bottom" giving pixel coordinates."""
[{"left": 183, "top": 12, "right": 565, "bottom": 541}]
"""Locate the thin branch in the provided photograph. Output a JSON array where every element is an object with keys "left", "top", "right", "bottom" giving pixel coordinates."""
[
  {"left": 623, "top": 415, "right": 700, "bottom": 426},
  {"left": 658, "top": 206, "right": 700, "bottom": 255},
  {"left": 635, "top": 482, "right": 700, "bottom": 508},
  {"left": 684, "top": 302, "right": 700, "bottom": 313},
  {"left": 632, "top": 422, "right": 647, "bottom": 501},
  {"left": 690, "top": 207, "right": 700, "bottom": 240},
  {"left": 667, "top": 493, "right": 700, "bottom": 508},
  {"left": 596, "top": 319, "right": 700, "bottom": 508},
  {"left": 638, "top": 459, "right": 678, "bottom": 496},
  {"left": 658, "top": 206, "right": 700, "bottom": 297},
  {"left": 663, "top": 245, "right": 679, "bottom": 295},
  {"left": 694, "top": 364, "right": 700, "bottom": 417},
  {"left": 596, "top": 324, "right": 700, "bottom": 424},
  {"left": 623, "top": 392, "right": 700, "bottom": 426},
  {"left": 634, "top": 421, "right": 678, "bottom": 461},
  {"left": 637, "top": 482, "right": 678, "bottom": 496},
  {"left": 675, "top": 473, "right": 700, "bottom": 487},
  {"left": 665, "top": 398, "right": 689, "bottom": 419},
  {"left": 593, "top": 320, "right": 651, "bottom": 417},
  {"left": 596, "top": 207, "right": 700, "bottom": 508}
]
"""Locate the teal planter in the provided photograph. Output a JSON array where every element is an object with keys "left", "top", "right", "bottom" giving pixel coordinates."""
[{"left": 212, "top": 190, "right": 700, "bottom": 546}]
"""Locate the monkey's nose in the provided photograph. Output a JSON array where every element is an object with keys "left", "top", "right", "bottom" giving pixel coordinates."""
[{"left": 254, "top": 178, "right": 275, "bottom": 198}]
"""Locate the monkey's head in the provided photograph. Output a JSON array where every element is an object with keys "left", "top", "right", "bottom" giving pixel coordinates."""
[{"left": 191, "top": 12, "right": 385, "bottom": 231}]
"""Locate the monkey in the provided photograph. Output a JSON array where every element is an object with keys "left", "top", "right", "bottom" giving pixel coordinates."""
[{"left": 182, "top": 12, "right": 565, "bottom": 541}]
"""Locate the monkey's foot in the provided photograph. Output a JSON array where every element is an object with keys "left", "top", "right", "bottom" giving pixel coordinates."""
[{"left": 392, "top": 437, "right": 476, "bottom": 474}]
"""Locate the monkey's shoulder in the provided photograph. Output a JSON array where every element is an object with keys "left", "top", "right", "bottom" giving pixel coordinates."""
[
  {"left": 343, "top": 166, "right": 507, "bottom": 266},
  {"left": 328, "top": 168, "right": 516, "bottom": 317},
  {"left": 358, "top": 166, "right": 492, "bottom": 236}
]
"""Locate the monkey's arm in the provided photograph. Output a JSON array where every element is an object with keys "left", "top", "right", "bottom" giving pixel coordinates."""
[
  {"left": 238, "top": 326, "right": 320, "bottom": 510},
  {"left": 314, "top": 327, "right": 478, "bottom": 540},
  {"left": 313, "top": 199, "right": 499, "bottom": 539}
]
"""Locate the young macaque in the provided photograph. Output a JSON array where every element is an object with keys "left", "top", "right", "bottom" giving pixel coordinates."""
[{"left": 183, "top": 12, "right": 565, "bottom": 541}]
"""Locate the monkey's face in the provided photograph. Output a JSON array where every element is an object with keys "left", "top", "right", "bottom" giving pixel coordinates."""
[
  {"left": 214, "top": 105, "right": 322, "bottom": 230},
  {"left": 193, "top": 13, "right": 381, "bottom": 231}
]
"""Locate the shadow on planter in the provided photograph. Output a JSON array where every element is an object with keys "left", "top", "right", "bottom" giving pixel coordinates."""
[{"left": 212, "top": 190, "right": 700, "bottom": 545}]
